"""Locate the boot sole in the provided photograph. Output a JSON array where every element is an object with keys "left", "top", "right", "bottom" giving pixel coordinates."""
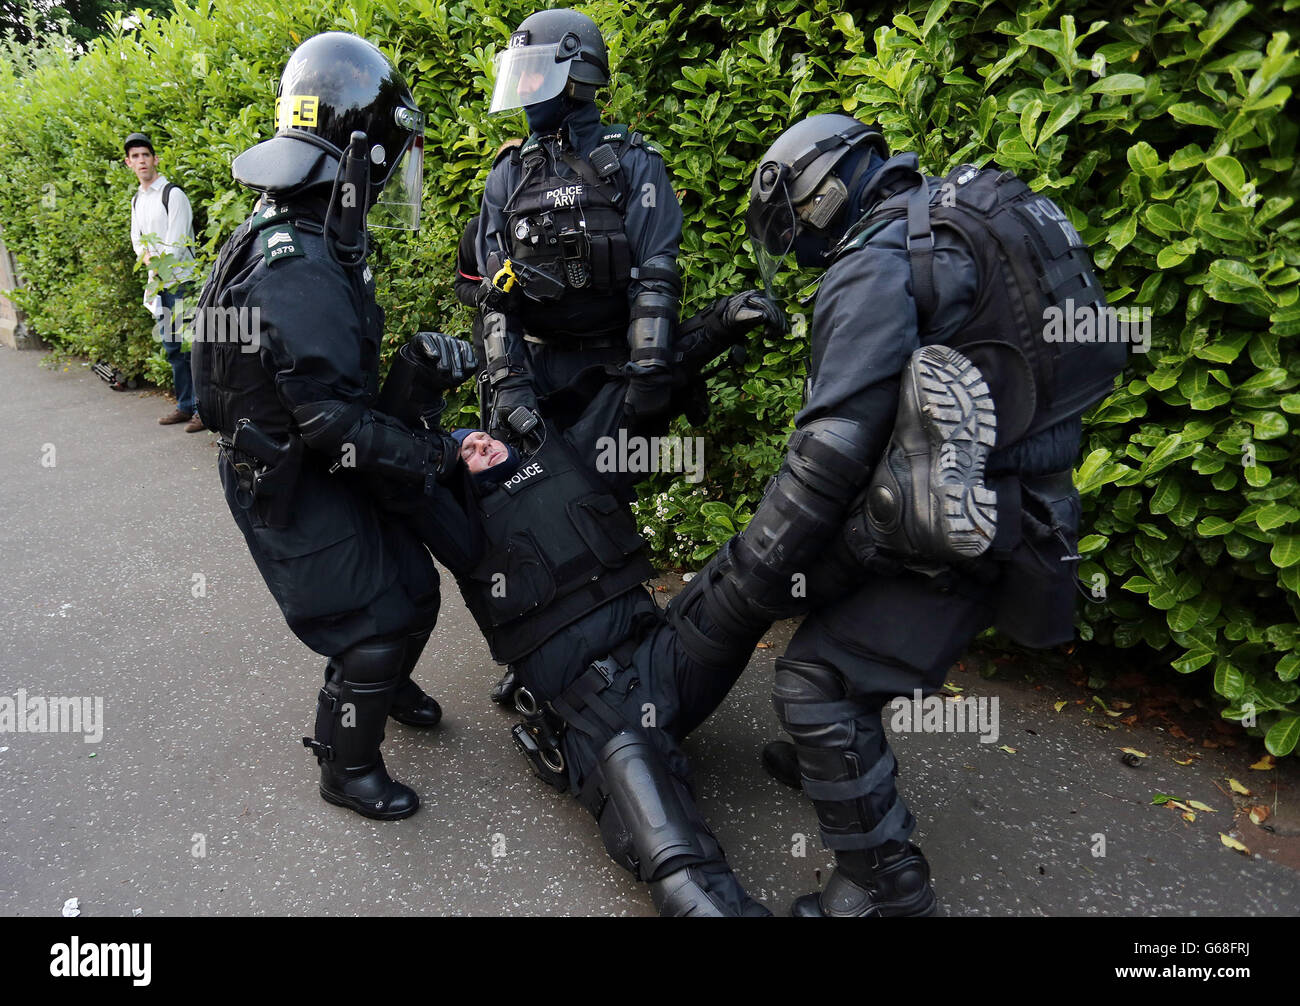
[
  {"left": 911, "top": 345, "right": 998, "bottom": 559},
  {"left": 388, "top": 710, "right": 442, "bottom": 728},
  {"left": 318, "top": 787, "right": 420, "bottom": 821},
  {"left": 791, "top": 886, "right": 939, "bottom": 918}
]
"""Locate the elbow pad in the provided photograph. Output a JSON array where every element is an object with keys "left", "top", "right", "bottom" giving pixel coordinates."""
[
  {"left": 628, "top": 255, "right": 680, "bottom": 369},
  {"left": 292, "top": 400, "right": 437, "bottom": 486},
  {"left": 725, "top": 416, "right": 880, "bottom": 620}
]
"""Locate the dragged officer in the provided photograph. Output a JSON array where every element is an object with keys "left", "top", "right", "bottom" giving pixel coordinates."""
[
  {"left": 474, "top": 7, "right": 684, "bottom": 441},
  {"left": 678, "top": 114, "right": 1127, "bottom": 915},
  {"left": 395, "top": 293, "right": 781, "bottom": 915},
  {"left": 191, "top": 33, "right": 463, "bottom": 821}
]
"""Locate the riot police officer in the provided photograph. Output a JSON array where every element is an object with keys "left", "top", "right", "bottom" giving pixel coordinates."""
[
  {"left": 192, "top": 33, "right": 462, "bottom": 821},
  {"left": 398, "top": 300, "right": 781, "bottom": 915},
  {"left": 474, "top": 7, "right": 684, "bottom": 439},
  {"left": 677, "top": 114, "right": 1127, "bottom": 915}
]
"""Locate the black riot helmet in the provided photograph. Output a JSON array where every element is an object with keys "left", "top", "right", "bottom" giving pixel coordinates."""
[
  {"left": 232, "top": 32, "right": 425, "bottom": 229},
  {"left": 489, "top": 8, "right": 610, "bottom": 113},
  {"left": 746, "top": 114, "right": 888, "bottom": 284}
]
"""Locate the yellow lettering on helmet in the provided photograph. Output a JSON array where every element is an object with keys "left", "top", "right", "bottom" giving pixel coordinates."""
[{"left": 276, "top": 94, "right": 320, "bottom": 129}]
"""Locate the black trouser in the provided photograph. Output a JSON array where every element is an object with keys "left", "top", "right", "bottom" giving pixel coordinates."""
[
  {"left": 776, "top": 564, "right": 999, "bottom": 853},
  {"left": 509, "top": 586, "right": 763, "bottom": 912},
  {"left": 220, "top": 458, "right": 441, "bottom": 657},
  {"left": 511, "top": 583, "right": 761, "bottom": 792}
]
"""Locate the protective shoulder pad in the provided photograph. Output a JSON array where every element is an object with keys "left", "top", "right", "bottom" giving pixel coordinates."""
[{"left": 259, "top": 221, "right": 306, "bottom": 267}]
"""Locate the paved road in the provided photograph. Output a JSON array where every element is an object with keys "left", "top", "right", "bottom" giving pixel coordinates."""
[{"left": 1, "top": 347, "right": 1297, "bottom": 916}]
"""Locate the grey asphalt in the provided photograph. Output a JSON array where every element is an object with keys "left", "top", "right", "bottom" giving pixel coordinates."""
[{"left": 1, "top": 345, "right": 1297, "bottom": 917}]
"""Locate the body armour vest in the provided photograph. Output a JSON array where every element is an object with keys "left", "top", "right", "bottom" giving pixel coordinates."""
[
  {"left": 496, "top": 128, "right": 640, "bottom": 342},
  {"left": 853, "top": 164, "right": 1127, "bottom": 447},
  {"left": 192, "top": 203, "right": 381, "bottom": 438},
  {"left": 456, "top": 430, "right": 655, "bottom": 665}
]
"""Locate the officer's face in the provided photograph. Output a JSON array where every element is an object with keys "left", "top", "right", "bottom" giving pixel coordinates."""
[
  {"left": 460, "top": 432, "right": 510, "bottom": 473},
  {"left": 517, "top": 68, "right": 547, "bottom": 102}
]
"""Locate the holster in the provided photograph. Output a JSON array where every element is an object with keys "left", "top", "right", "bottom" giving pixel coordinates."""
[{"left": 224, "top": 419, "right": 305, "bottom": 529}]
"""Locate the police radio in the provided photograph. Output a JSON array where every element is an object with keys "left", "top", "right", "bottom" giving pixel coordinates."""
[{"left": 328, "top": 131, "right": 370, "bottom": 267}]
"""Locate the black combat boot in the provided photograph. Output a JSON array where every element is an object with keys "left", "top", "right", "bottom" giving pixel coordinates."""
[
  {"left": 305, "top": 637, "right": 420, "bottom": 820},
  {"left": 490, "top": 666, "right": 519, "bottom": 707},
  {"left": 792, "top": 842, "right": 937, "bottom": 917},
  {"left": 761, "top": 739, "right": 802, "bottom": 789},
  {"left": 388, "top": 628, "right": 443, "bottom": 728},
  {"left": 865, "top": 344, "right": 998, "bottom": 562}
]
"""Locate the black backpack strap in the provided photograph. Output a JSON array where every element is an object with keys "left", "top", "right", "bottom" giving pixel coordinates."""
[
  {"left": 162, "top": 183, "right": 176, "bottom": 213},
  {"left": 906, "top": 170, "right": 937, "bottom": 324}
]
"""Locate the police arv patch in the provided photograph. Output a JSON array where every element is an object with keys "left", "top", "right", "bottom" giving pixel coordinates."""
[{"left": 259, "top": 222, "right": 304, "bottom": 266}]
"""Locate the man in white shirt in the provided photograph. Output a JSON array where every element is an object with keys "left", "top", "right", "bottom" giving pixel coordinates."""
[{"left": 126, "top": 131, "right": 203, "bottom": 432}]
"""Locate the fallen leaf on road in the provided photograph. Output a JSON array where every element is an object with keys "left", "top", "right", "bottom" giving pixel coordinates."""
[
  {"left": 1187, "top": 800, "right": 1216, "bottom": 813},
  {"left": 1228, "top": 778, "right": 1251, "bottom": 795},
  {"left": 1182, "top": 810, "right": 1196, "bottom": 823},
  {"left": 1169, "top": 725, "right": 1190, "bottom": 740},
  {"left": 1168, "top": 800, "right": 1194, "bottom": 813},
  {"left": 1152, "top": 793, "right": 1174, "bottom": 805},
  {"left": 755, "top": 642, "right": 772, "bottom": 649},
  {"left": 1054, "top": 700, "right": 1067, "bottom": 713},
  {"left": 1173, "top": 756, "right": 1196, "bottom": 765},
  {"left": 1121, "top": 747, "right": 1148, "bottom": 758},
  {"left": 998, "top": 745, "right": 1017, "bottom": 754},
  {"left": 1250, "top": 755, "right": 1276, "bottom": 771},
  {"left": 1220, "top": 834, "right": 1251, "bottom": 855},
  {"left": 1093, "top": 696, "right": 1124, "bottom": 717},
  {"left": 1249, "top": 805, "right": 1271, "bottom": 826}
]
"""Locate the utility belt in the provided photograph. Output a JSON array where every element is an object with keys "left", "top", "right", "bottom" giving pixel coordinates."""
[
  {"left": 218, "top": 418, "right": 304, "bottom": 529},
  {"left": 522, "top": 332, "right": 623, "bottom": 351},
  {"left": 510, "top": 633, "right": 642, "bottom": 795}
]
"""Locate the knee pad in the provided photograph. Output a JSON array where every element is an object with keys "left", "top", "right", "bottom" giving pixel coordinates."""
[
  {"left": 593, "top": 731, "right": 715, "bottom": 882},
  {"left": 306, "top": 636, "right": 408, "bottom": 770},
  {"left": 771, "top": 657, "right": 912, "bottom": 851},
  {"left": 334, "top": 635, "right": 410, "bottom": 686}
]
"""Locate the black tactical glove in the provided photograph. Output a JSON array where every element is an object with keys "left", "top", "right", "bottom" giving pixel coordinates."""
[
  {"left": 475, "top": 275, "right": 506, "bottom": 312},
  {"left": 676, "top": 290, "right": 786, "bottom": 371},
  {"left": 408, "top": 331, "right": 478, "bottom": 391},
  {"left": 488, "top": 376, "right": 540, "bottom": 445},
  {"left": 622, "top": 360, "right": 673, "bottom": 420},
  {"left": 420, "top": 427, "right": 465, "bottom": 488}
]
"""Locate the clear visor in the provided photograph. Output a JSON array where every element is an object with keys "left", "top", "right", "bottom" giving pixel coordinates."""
[
  {"left": 489, "top": 44, "right": 572, "bottom": 114},
  {"left": 746, "top": 181, "right": 798, "bottom": 298},
  {"left": 370, "top": 135, "right": 423, "bottom": 231}
]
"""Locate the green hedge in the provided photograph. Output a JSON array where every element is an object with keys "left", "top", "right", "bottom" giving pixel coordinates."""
[{"left": 0, "top": 0, "right": 1297, "bottom": 755}]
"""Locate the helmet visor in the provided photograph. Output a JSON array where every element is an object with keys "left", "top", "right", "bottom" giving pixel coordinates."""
[
  {"left": 370, "top": 134, "right": 423, "bottom": 230},
  {"left": 490, "top": 44, "right": 572, "bottom": 113},
  {"left": 746, "top": 178, "right": 798, "bottom": 296}
]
